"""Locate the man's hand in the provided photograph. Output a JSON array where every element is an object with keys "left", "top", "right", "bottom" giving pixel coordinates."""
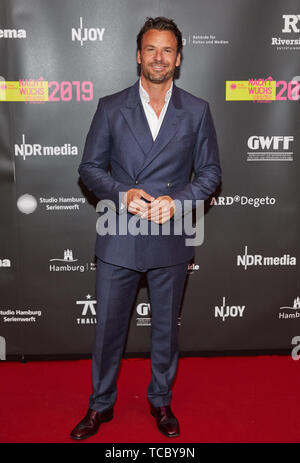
[
  {"left": 142, "top": 195, "right": 176, "bottom": 224},
  {"left": 122, "top": 188, "right": 155, "bottom": 216}
]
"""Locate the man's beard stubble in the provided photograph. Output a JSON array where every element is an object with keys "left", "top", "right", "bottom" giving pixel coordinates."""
[{"left": 141, "top": 61, "right": 176, "bottom": 84}]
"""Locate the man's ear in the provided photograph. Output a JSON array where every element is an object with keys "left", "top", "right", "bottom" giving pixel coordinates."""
[
  {"left": 137, "top": 49, "right": 141, "bottom": 65},
  {"left": 175, "top": 52, "right": 181, "bottom": 67}
]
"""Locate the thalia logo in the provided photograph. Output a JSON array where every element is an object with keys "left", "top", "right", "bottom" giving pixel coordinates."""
[
  {"left": 71, "top": 17, "right": 105, "bottom": 46},
  {"left": 237, "top": 246, "right": 296, "bottom": 270},
  {"left": 76, "top": 294, "right": 97, "bottom": 325},
  {"left": 15, "top": 134, "right": 78, "bottom": 160}
]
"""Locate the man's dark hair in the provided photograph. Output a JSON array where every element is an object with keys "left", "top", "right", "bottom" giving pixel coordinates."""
[{"left": 137, "top": 17, "right": 183, "bottom": 54}]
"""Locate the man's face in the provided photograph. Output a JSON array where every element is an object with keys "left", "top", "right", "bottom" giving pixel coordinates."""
[{"left": 137, "top": 29, "right": 181, "bottom": 84}]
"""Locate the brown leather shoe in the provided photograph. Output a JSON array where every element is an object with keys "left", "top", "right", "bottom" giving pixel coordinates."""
[
  {"left": 150, "top": 404, "right": 180, "bottom": 437},
  {"left": 70, "top": 407, "right": 113, "bottom": 440}
]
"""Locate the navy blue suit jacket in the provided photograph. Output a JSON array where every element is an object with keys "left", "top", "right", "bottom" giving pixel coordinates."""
[{"left": 79, "top": 80, "right": 221, "bottom": 270}]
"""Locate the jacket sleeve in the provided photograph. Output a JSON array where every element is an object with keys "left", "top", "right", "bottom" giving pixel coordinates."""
[
  {"left": 78, "top": 98, "right": 128, "bottom": 213},
  {"left": 171, "top": 102, "right": 221, "bottom": 218}
]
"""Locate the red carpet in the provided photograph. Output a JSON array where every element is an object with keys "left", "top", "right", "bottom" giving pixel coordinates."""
[{"left": 0, "top": 356, "right": 300, "bottom": 443}]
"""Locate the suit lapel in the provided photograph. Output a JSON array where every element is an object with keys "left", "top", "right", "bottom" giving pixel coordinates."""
[
  {"left": 120, "top": 81, "right": 153, "bottom": 157},
  {"left": 120, "top": 80, "right": 185, "bottom": 176},
  {"left": 136, "top": 83, "right": 185, "bottom": 176}
]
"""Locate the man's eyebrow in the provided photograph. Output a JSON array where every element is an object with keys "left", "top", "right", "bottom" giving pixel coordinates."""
[{"left": 144, "top": 44, "right": 175, "bottom": 50}]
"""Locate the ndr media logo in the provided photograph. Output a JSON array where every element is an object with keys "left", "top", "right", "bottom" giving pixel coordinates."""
[{"left": 237, "top": 246, "right": 296, "bottom": 270}]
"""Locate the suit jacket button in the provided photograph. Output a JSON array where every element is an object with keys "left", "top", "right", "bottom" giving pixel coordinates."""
[
  {"left": 135, "top": 180, "right": 139, "bottom": 185},
  {"left": 167, "top": 182, "right": 171, "bottom": 187}
]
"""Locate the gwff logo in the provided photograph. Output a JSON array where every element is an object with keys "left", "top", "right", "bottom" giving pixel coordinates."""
[
  {"left": 282, "top": 15, "right": 300, "bottom": 33},
  {"left": 247, "top": 136, "right": 294, "bottom": 150}
]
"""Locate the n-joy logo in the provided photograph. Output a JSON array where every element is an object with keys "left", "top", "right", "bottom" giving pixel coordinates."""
[
  {"left": 215, "top": 297, "right": 245, "bottom": 322},
  {"left": 71, "top": 17, "right": 105, "bottom": 46}
]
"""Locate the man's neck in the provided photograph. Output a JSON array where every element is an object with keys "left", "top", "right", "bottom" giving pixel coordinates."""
[{"left": 140, "top": 75, "right": 173, "bottom": 105}]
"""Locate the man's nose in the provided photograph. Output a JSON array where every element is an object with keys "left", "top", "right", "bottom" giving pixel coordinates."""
[{"left": 154, "top": 49, "right": 163, "bottom": 61}]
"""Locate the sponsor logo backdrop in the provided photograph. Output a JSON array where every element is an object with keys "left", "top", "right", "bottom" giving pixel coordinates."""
[{"left": 0, "top": 0, "right": 299, "bottom": 359}]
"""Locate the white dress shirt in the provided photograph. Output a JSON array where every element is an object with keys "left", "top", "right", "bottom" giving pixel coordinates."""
[{"left": 139, "top": 78, "right": 173, "bottom": 140}]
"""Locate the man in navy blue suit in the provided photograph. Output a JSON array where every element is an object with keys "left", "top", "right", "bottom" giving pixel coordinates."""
[{"left": 71, "top": 17, "right": 221, "bottom": 440}]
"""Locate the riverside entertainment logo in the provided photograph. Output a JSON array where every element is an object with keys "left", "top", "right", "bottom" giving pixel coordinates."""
[
  {"left": 15, "top": 134, "right": 78, "bottom": 160},
  {"left": 247, "top": 135, "right": 294, "bottom": 161},
  {"left": 237, "top": 246, "right": 296, "bottom": 270},
  {"left": 271, "top": 14, "right": 300, "bottom": 50},
  {"left": 71, "top": 17, "right": 105, "bottom": 46}
]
